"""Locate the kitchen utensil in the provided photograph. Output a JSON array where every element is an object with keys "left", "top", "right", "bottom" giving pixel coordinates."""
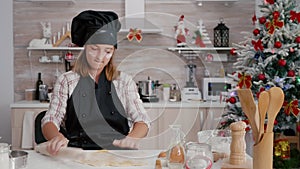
[
  {"left": 266, "top": 87, "right": 284, "bottom": 133},
  {"left": 10, "top": 150, "right": 28, "bottom": 169},
  {"left": 257, "top": 91, "right": 269, "bottom": 143},
  {"left": 237, "top": 89, "right": 259, "bottom": 142}
]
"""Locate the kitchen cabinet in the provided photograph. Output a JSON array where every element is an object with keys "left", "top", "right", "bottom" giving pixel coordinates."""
[{"left": 11, "top": 107, "right": 47, "bottom": 149}]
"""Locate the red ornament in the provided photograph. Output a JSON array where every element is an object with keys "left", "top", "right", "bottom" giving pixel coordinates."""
[
  {"left": 230, "top": 48, "right": 237, "bottom": 55},
  {"left": 290, "top": 10, "right": 300, "bottom": 23},
  {"left": 258, "top": 73, "right": 266, "bottom": 80},
  {"left": 295, "top": 36, "right": 300, "bottom": 43},
  {"left": 274, "top": 119, "right": 278, "bottom": 125},
  {"left": 227, "top": 97, "right": 236, "bottom": 104},
  {"left": 253, "top": 28, "right": 260, "bottom": 36},
  {"left": 287, "top": 70, "right": 295, "bottom": 77},
  {"left": 274, "top": 41, "right": 282, "bottom": 48},
  {"left": 297, "top": 125, "right": 300, "bottom": 133},
  {"left": 278, "top": 59, "right": 286, "bottom": 67},
  {"left": 252, "top": 13, "right": 257, "bottom": 25},
  {"left": 259, "top": 17, "right": 266, "bottom": 24},
  {"left": 273, "top": 11, "right": 280, "bottom": 20},
  {"left": 266, "top": 0, "right": 274, "bottom": 4}
]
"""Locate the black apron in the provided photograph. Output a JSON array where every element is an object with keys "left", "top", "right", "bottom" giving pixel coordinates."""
[{"left": 63, "top": 70, "right": 130, "bottom": 150}]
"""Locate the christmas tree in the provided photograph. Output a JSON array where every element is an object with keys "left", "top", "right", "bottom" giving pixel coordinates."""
[
  {"left": 217, "top": 0, "right": 300, "bottom": 167},
  {"left": 219, "top": 0, "right": 300, "bottom": 136}
]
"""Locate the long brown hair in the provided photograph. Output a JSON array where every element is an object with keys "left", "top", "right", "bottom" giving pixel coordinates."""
[{"left": 73, "top": 48, "right": 118, "bottom": 81}]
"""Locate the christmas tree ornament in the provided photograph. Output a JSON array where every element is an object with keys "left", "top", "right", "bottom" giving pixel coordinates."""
[
  {"left": 273, "top": 11, "right": 280, "bottom": 19},
  {"left": 259, "top": 17, "right": 266, "bottom": 24},
  {"left": 283, "top": 100, "right": 300, "bottom": 116},
  {"left": 230, "top": 48, "right": 236, "bottom": 55},
  {"left": 258, "top": 73, "right": 266, "bottom": 80},
  {"left": 287, "top": 70, "right": 295, "bottom": 77},
  {"left": 274, "top": 139, "right": 290, "bottom": 159},
  {"left": 265, "top": 13, "right": 284, "bottom": 34},
  {"left": 295, "top": 36, "right": 300, "bottom": 43},
  {"left": 274, "top": 41, "right": 282, "bottom": 48},
  {"left": 252, "top": 39, "right": 264, "bottom": 51},
  {"left": 253, "top": 28, "right": 260, "bottom": 36},
  {"left": 227, "top": 97, "right": 237, "bottom": 104},
  {"left": 127, "top": 28, "right": 143, "bottom": 42},
  {"left": 237, "top": 72, "right": 252, "bottom": 89},
  {"left": 278, "top": 58, "right": 286, "bottom": 66},
  {"left": 266, "top": 0, "right": 275, "bottom": 4},
  {"left": 290, "top": 47, "right": 295, "bottom": 52},
  {"left": 252, "top": 13, "right": 257, "bottom": 25},
  {"left": 290, "top": 10, "right": 300, "bottom": 23},
  {"left": 254, "top": 53, "right": 260, "bottom": 60}
]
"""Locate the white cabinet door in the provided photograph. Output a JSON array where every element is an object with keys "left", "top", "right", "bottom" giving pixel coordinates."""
[
  {"left": 139, "top": 107, "right": 160, "bottom": 149},
  {"left": 156, "top": 108, "right": 201, "bottom": 149},
  {"left": 202, "top": 107, "right": 225, "bottom": 130}
]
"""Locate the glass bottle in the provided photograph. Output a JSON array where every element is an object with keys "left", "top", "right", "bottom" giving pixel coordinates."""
[
  {"left": 35, "top": 72, "right": 43, "bottom": 100},
  {"left": 185, "top": 142, "right": 213, "bottom": 169},
  {"left": 167, "top": 125, "right": 185, "bottom": 169}
]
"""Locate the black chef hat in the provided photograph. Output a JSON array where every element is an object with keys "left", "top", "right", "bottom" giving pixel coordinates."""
[{"left": 71, "top": 10, "right": 121, "bottom": 48}]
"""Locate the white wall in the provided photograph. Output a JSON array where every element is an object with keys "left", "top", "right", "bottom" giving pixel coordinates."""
[{"left": 0, "top": 0, "right": 13, "bottom": 143}]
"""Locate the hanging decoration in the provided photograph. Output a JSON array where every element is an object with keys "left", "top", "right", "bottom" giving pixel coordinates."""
[
  {"left": 283, "top": 100, "right": 300, "bottom": 116},
  {"left": 127, "top": 28, "right": 143, "bottom": 42},
  {"left": 237, "top": 72, "right": 252, "bottom": 89},
  {"left": 290, "top": 10, "right": 300, "bottom": 23},
  {"left": 252, "top": 39, "right": 264, "bottom": 51},
  {"left": 274, "top": 139, "right": 290, "bottom": 159},
  {"left": 265, "top": 11, "right": 284, "bottom": 34}
]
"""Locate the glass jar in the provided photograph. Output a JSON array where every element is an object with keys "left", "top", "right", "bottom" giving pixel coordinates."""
[
  {"left": 185, "top": 142, "right": 213, "bottom": 169},
  {"left": 0, "top": 143, "right": 10, "bottom": 169},
  {"left": 167, "top": 125, "right": 185, "bottom": 169}
]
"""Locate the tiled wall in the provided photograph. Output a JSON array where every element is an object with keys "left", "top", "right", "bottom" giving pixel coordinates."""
[{"left": 13, "top": 0, "right": 255, "bottom": 101}]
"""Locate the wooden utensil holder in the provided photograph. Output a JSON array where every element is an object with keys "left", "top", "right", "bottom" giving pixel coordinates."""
[{"left": 253, "top": 132, "right": 274, "bottom": 169}]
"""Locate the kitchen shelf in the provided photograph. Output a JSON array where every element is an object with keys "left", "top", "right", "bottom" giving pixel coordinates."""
[
  {"left": 168, "top": 47, "right": 232, "bottom": 52},
  {"left": 27, "top": 46, "right": 83, "bottom": 51}
]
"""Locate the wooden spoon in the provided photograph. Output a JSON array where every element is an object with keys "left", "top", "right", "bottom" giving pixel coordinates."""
[
  {"left": 237, "top": 89, "right": 259, "bottom": 142},
  {"left": 257, "top": 91, "right": 269, "bottom": 143},
  {"left": 266, "top": 87, "right": 284, "bottom": 133}
]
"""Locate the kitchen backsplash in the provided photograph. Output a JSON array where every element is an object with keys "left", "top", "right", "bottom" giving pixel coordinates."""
[{"left": 13, "top": 0, "right": 255, "bottom": 101}]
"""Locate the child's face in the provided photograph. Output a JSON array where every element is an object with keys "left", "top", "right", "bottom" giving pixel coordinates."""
[{"left": 85, "top": 44, "right": 114, "bottom": 71}]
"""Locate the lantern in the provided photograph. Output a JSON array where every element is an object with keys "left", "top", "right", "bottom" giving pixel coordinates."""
[{"left": 214, "top": 18, "right": 229, "bottom": 47}]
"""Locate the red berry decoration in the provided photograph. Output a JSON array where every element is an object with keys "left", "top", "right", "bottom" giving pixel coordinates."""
[
  {"left": 295, "top": 36, "right": 300, "bottom": 43},
  {"left": 253, "top": 28, "right": 260, "bottom": 36},
  {"left": 274, "top": 119, "right": 278, "bottom": 125},
  {"left": 259, "top": 17, "right": 266, "bottom": 24},
  {"left": 258, "top": 73, "right": 266, "bottom": 80},
  {"left": 278, "top": 59, "right": 286, "bottom": 67},
  {"left": 274, "top": 41, "right": 282, "bottom": 48},
  {"left": 287, "top": 70, "right": 295, "bottom": 77}
]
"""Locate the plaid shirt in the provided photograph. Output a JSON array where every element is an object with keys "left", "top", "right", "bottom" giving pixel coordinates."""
[{"left": 41, "top": 71, "right": 150, "bottom": 130}]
